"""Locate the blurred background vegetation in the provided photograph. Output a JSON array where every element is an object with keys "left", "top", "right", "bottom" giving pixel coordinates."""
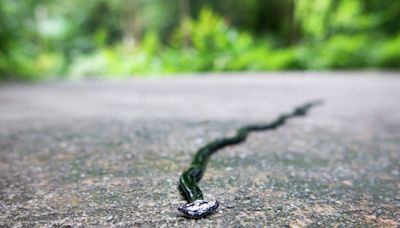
[{"left": 0, "top": 0, "right": 399, "bottom": 80}]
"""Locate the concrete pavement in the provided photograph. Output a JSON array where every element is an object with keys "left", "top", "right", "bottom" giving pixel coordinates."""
[{"left": 0, "top": 72, "right": 399, "bottom": 227}]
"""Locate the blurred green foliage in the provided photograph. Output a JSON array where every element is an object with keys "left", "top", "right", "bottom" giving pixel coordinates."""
[{"left": 0, "top": 0, "right": 399, "bottom": 80}]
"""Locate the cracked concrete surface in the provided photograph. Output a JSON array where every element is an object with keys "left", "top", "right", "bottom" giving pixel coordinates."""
[{"left": 0, "top": 72, "right": 399, "bottom": 227}]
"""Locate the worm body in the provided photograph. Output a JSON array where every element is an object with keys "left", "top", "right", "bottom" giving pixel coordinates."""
[{"left": 178, "top": 101, "right": 322, "bottom": 218}]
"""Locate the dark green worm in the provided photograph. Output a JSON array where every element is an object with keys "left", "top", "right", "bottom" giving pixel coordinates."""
[{"left": 178, "top": 100, "right": 322, "bottom": 218}]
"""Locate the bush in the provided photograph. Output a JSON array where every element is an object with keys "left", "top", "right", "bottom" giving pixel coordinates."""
[
  {"left": 299, "top": 35, "right": 372, "bottom": 69},
  {"left": 15, "top": 7, "right": 399, "bottom": 80},
  {"left": 374, "top": 34, "right": 400, "bottom": 68},
  {"left": 0, "top": 50, "right": 64, "bottom": 81}
]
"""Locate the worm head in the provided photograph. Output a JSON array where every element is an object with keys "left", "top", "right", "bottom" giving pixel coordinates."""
[{"left": 178, "top": 199, "right": 219, "bottom": 218}]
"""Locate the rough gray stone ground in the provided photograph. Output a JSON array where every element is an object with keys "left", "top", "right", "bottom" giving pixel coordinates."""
[{"left": 0, "top": 72, "right": 399, "bottom": 227}]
